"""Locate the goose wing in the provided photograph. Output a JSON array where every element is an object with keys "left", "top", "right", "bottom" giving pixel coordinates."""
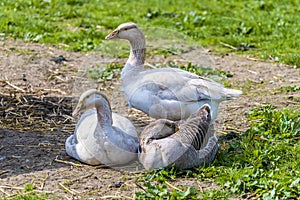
[
  {"left": 140, "top": 119, "right": 178, "bottom": 141},
  {"left": 126, "top": 68, "right": 236, "bottom": 103}
]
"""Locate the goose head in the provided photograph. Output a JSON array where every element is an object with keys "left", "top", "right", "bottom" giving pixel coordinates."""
[
  {"left": 142, "top": 119, "right": 179, "bottom": 141},
  {"left": 195, "top": 104, "right": 211, "bottom": 123},
  {"left": 72, "top": 89, "right": 111, "bottom": 117},
  {"left": 105, "top": 22, "right": 145, "bottom": 44}
]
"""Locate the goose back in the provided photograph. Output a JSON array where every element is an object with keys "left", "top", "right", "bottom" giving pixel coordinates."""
[
  {"left": 139, "top": 104, "right": 219, "bottom": 170},
  {"left": 170, "top": 105, "right": 211, "bottom": 150}
]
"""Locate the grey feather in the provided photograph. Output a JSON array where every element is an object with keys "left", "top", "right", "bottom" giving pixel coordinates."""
[{"left": 139, "top": 104, "right": 219, "bottom": 170}]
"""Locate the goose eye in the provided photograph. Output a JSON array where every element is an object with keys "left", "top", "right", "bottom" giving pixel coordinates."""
[
  {"left": 166, "top": 122, "right": 174, "bottom": 128},
  {"left": 124, "top": 28, "right": 128, "bottom": 31}
]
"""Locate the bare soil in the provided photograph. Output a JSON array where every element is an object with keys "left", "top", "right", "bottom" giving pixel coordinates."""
[{"left": 0, "top": 38, "right": 299, "bottom": 199}]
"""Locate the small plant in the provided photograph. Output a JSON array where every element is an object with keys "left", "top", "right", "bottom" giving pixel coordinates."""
[
  {"left": 247, "top": 104, "right": 300, "bottom": 140},
  {"left": 274, "top": 85, "right": 300, "bottom": 94},
  {"left": 63, "top": 181, "right": 74, "bottom": 186},
  {"left": 135, "top": 181, "right": 198, "bottom": 200},
  {"left": 139, "top": 165, "right": 197, "bottom": 183},
  {"left": 24, "top": 184, "right": 36, "bottom": 192},
  {"left": 142, "top": 166, "right": 178, "bottom": 183},
  {"left": 148, "top": 47, "right": 187, "bottom": 56},
  {"left": 9, "top": 193, "right": 46, "bottom": 200},
  {"left": 8, "top": 184, "right": 47, "bottom": 200},
  {"left": 87, "top": 63, "right": 123, "bottom": 81},
  {"left": 179, "top": 62, "right": 233, "bottom": 81}
]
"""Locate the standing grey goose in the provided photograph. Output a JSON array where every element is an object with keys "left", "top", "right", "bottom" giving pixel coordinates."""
[
  {"left": 65, "top": 89, "right": 139, "bottom": 166},
  {"left": 105, "top": 22, "right": 242, "bottom": 121},
  {"left": 138, "top": 104, "right": 218, "bottom": 170}
]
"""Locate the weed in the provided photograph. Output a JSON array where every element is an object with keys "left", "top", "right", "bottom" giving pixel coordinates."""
[
  {"left": 247, "top": 104, "right": 300, "bottom": 140},
  {"left": 87, "top": 63, "right": 123, "bottom": 81},
  {"left": 179, "top": 62, "right": 233, "bottom": 81},
  {"left": 148, "top": 46, "right": 188, "bottom": 57},
  {"left": 24, "top": 184, "right": 36, "bottom": 192},
  {"left": 136, "top": 181, "right": 198, "bottom": 200},
  {"left": 140, "top": 166, "right": 194, "bottom": 183},
  {"left": 63, "top": 181, "right": 74, "bottom": 186},
  {"left": 274, "top": 85, "right": 300, "bottom": 94},
  {"left": 8, "top": 194, "right": 46, "bottom": 200},
  {"left": 6, "top": 184, "right": 47, "bottom": 200}
]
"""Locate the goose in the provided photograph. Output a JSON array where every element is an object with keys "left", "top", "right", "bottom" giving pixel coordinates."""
[
  {"left": 138, "top": 104, "right": 218, "bottom": 170},
  {"left": 105, "top": 22, "right": 242, "bottom": 121},
  {"left": 65, "top": 89, "right": 139, "bottom": 166}
]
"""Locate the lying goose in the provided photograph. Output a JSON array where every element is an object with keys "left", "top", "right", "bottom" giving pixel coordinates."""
[
  {"left": 65, "top": 89, "right": 139, "bottom": 166},
  {"left": 105, "top": 22, "right": 242, "bottom": 121},
  {"left": 138, "top": 104, "right": 218, "bottom": 170}
]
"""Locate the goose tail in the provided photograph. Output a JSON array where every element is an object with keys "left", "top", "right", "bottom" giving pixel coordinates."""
[{"left": 224, "top": 88, "right": 242, "bottom": 100}]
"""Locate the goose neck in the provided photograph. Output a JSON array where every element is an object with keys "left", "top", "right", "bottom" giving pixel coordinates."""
[
  {"left": 129, "top": 36, "right": 146, "bottom": 51},
  {"left": 129, "top": 47, "right": 146, "bottom": 65},
  {"left": 121, "top": 36, "right": 146, "bottom": 79},
  {"left": 95, "top": 100, "right": 113, "bottom": 127}
]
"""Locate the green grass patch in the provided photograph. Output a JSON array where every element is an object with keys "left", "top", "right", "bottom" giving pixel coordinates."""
[
  {"left": 213, "top": 105, "right": 300, "bottom": 198},
  {"left": 3, "top": 184, "right": 47, "bottom": 200},
  {"left": 7, "top": 194, "right": 46, "bottom": 200},
  {"left": 179, "top": 62, "right": 233, "bottom": 82},
  {"left": 274, "top": 85, "right": 300, "bottom": 94},
  {"left": 136, "top": 105, "right": 300, "bottom": 199},
  {"left": 24, "top": 184, "right": 36, "bottom": 192},
  {"left": 136, "top": 181, "right": 198, "bottom": 200},
  {"left": 0, "top": 0, "right": 299, "bottom": 66},
  {"left": 87, "top": 63, "right": 123, "bottom": 81},
  {"left": 273, "top": 85, "right": 300, "bottom": 102}
]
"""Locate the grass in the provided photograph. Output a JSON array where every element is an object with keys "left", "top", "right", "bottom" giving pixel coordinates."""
[
  {"left": 136, "top": 181, "right": 198, "bottom": 199},
  {"left": 179, "top": 62, "right": 233, "bottom": 83},
  {"left": 274, "top": 85, "right": 300, "bottom": 94},
  {"left": 87, "top": 63, "right": 123, "bottom": 81},
  {"left": 0, "top": 0, "right": 299, "bottom": 66},
  {"left": 7, "top": 194, "right": 46, "bottom": 200},
  {"left": 1, "top": 1, "right": 299, "bottom": 199},
  {"left": 3, "top": 184, "right": 47, "bottom": 200},
  {"left": 135, "top": 105, "right": 300, "bottom": 199},
  {"left": 273, "top": 85, "right": 300, "bottom": 102}
]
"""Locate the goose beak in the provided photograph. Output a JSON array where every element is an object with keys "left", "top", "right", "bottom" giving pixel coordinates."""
[
  {"left": 175, "top": 125, "right": 179, "bottom": 132},
  {"left": 105, "top": 29, "right": 119, "bottom": 40},
  {"left": 72, "top": 104, "right": 82, "bottom": 117}
]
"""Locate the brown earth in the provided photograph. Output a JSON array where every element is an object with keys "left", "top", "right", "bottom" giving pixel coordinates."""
[{"left": 0, "top": 38, "right": 299, "bottom": 199}]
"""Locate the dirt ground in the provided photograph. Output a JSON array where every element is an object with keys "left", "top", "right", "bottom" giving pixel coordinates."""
[{"left": 0, "top": 38, "right": 299, "bottom": 199}]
